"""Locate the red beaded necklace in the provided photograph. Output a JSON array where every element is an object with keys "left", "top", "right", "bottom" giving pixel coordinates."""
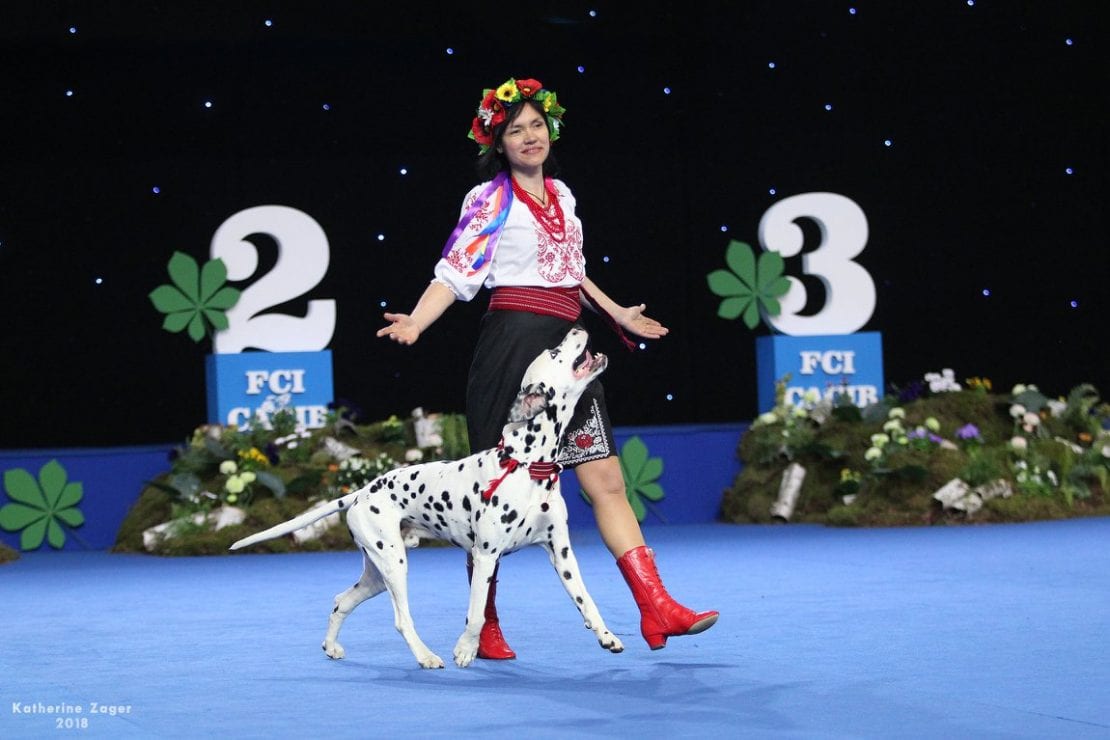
[{"left": 511, "top": 176, "right": 566, "bottom": 242}]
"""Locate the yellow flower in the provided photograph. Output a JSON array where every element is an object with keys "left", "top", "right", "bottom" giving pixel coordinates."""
[{"left": 495, "top": 80, "right": 518, "bottom": 103}]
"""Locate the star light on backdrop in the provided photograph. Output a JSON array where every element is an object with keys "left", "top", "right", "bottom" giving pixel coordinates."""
[{"left": 0, "top": 3, "right": 1102, "bottom": 448}]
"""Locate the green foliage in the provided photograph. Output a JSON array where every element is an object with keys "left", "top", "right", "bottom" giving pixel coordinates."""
[
  {"left": 723, "top": 378, "right": 1110, "bottom": 527},
  {"left": 0, "top": 460, "right": 85, "bottom": 550},
  {"left": 148, "top": 252, "right": 240, "bottom": 342},
  {"left": 114, "top": 407, "right": 474, "bottom": 555},
  {"left": 707, "top": 240, "right": 792, "bottom": 329}
]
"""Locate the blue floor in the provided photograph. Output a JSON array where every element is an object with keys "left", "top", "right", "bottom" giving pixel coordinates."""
[{"left": 3, "top": 519, "right": 1109, "bottom": 738}]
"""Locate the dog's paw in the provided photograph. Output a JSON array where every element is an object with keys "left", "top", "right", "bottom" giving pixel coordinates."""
[
  {"left": 453, "top": 637, "right": 479, "bottom": 668},
  {"left": 598, "top": 632, "right": 624, "bottom": 654},
  {"left": 418, "top": 652, "right": 445, "bottom": 669},
  {"left": 322, "top": 640, "right": 346, "bottom": 659}
]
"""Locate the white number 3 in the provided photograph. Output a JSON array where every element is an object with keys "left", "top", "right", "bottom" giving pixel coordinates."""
[{"left": 757, "top": 192, "right": 876, "bottom": 336}]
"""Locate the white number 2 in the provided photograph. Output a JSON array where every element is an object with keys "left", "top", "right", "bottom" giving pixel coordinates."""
[
  {"left": 211, "top": 205, "right": 336, "bottom": 353},
  {"left": 757, "top": 192, "right": 876, "bottom": 336}
]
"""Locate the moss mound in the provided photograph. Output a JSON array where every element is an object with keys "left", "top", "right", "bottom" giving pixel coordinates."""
[{"left": 723, "top": 381, "right": 1110, "bottom": 527}]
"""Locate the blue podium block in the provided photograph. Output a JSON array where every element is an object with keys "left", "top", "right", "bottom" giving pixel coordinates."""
[
  {"left": 205, "top": 350, "right": 334, "bottom": 430},
  {"left": 756, "top": 332, "right": 884, "bottom": 412}
]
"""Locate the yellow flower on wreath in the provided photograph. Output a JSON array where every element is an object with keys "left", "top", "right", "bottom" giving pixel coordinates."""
[{"left": 495, "top": 80, "right": 519, "bottom": 103}]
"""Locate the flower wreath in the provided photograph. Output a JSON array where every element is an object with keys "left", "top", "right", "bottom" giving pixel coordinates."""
[{"left": 468, "top": 77, "right": 566, "bottom": 154}]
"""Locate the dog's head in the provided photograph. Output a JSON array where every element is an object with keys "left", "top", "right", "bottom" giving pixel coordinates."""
[{"left": 506, "top": 328, "right": 607, "bottom": 428}]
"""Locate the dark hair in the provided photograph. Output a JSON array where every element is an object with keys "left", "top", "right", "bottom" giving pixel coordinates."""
[{"left": 475, "top": 99, "right": 560, "bottom": 181}]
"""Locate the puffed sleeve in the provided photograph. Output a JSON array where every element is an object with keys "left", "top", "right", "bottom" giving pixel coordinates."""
[{"left": 431, "top": 183, "right": 494, "bottom": 302}]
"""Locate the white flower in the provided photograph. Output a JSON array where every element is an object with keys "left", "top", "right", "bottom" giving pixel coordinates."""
[
  {"left": 871, "top": 433, "right": 890, "bottom": 448},
  {"left": 896, "top": 436, "right": 909, "bottom": 446},
  {"left": 803, "top": 389, "right": 820, "bottom": 405},
  {"left": 219, "top": 460, "right": 238, "bottom": 475},
  {"left": 864, "top": 447, "right": 883, "bottom": 461},
  {"left": 1009, "top": 436, "right": 1028, "bottom": 453},
  {"left": 1009, "top": 404, "right": 1026, "bottom": 419},
  {"left": 925, "top": 417, "right": 941, "bottom": 433},
  {"left": 1046, "top": 399, "right": 1067, "bottom": 417},
  {"left": 1011, "top": 384, "right": 1027, "bottom": 395},
  {"left": 240, "top": 471, "right": 256, "bottom": 484},
  {"left": 792, "top": 406, "right": 808, "bottom": 418},
  {"left": 883, "top": 420, "right": 903, "bottom": 433},
  {"left": 756, "top": 412, "right": 778, "bottom": 426},
  {"left": 1101, "top": 445, "right": 1110, "bottom": 459},
  {"left": 225, "top": 475, "right": 245, "bottom": 494},
  {"left": 888, "top": 407, "right": 906, "bottom": 420},
  {"left": 1022, "top": 412, "right": 1041, "bottom": 428},
  {"left": 405, "top": 448, "right": 424, "bottom": 463},
  {"left": 1047, "top": 471, "right": 1058, "bottom": 486}
]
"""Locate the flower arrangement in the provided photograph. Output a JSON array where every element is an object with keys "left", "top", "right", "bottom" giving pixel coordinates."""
[
  {"left": 469, "top": 77, "right": 566, "bottom": 153},
  {"left": 725, "top": 371, "right": 1109, "bottom": 526},
  {"left": 114, "top": 407, "right": 470, "bottom": 556}
]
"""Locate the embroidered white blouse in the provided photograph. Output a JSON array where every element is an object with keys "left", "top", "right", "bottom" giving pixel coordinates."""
[{"left": 432, "top": 178, "right": 586, "bottom": 302}]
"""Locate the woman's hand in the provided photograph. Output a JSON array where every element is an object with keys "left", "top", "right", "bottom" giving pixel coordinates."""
[
  {"left": 376, "top": 312, "right": 421, "bottom": 345},
  {"left": 616, "top": 303, "right": 669, "bottom": 339}
]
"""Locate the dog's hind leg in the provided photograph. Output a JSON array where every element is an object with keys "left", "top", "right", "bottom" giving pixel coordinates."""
[
  {"left": 322, "top": 548, "right": 386, "bottom": 659},
  {"left": 542, "top": 537, "right": 624, "bottom": 654}
]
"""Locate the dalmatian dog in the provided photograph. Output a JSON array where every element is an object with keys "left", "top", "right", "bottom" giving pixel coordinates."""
[{"left": 230, "top": 327, "right": 624, "bottom": 669}]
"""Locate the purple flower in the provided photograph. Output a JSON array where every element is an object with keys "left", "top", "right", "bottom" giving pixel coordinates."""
[
  {"left": 956, "top": 423, "right": 981, "bottom": 441},
  {"left": 929, "top": 433, "right": 945, "bottom": 444},
  {"left": 898, "top": 380, "right": 925, "bottom": 403},
  {"left": 908, "top": 428, "right": 927, "bottom": 439}
]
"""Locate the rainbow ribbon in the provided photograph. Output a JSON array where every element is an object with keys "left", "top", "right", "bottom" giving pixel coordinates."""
[{"left": 441, "top": 171, "right": 515, "bottom": 276}]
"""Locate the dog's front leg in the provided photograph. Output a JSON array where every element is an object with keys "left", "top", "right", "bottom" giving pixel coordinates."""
[
  {"left": 542, "top": 537, "right": 624, "bottom": 655},
  {"left": 454, "top": 551, "right": 498, "bottom": 667}
]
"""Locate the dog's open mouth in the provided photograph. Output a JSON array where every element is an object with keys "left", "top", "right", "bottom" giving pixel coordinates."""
[{"left": 573, "top": 349, "right": 607, "bottom": 379}]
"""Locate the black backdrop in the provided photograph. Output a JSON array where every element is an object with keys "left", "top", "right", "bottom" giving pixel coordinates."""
[{"left": 2, "top": 2, "right": 1105, "bottom": 449}]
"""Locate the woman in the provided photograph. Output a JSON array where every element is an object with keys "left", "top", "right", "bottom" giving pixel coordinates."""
[{"left": 377, "top": 77, "right": 717, "bottom": 657}]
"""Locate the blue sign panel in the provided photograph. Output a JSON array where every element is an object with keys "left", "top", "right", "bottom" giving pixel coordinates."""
[
  {"left": 755, "top": 332, "right": 883, "bottom": 413},
  {"left": 205, "top": 350, "right": 334, "bottom": 430}
]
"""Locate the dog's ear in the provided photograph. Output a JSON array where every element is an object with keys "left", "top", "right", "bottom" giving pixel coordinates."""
[{"left": 508, "top": 383, "right": 549, "bottom": 422}]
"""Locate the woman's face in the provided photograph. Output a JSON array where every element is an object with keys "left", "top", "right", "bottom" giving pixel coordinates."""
[{"left": 500, "top": 103, "right": 550, "bottom": 173}]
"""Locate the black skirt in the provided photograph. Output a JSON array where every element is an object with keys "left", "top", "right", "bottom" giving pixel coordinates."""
[{"left": 465, "top": 309, "right": 616, "bottom": 467}]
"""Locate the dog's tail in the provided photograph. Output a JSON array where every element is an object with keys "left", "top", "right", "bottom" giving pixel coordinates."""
[{"left": 228, "top": 490, "right": 362, "bottom": 551}]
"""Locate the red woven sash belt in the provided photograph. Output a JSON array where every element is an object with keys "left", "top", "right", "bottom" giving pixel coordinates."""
[{"left": 489, "top": 286, "right": 582, "bottom": 322}]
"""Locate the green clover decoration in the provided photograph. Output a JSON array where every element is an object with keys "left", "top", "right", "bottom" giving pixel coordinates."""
[
  {"left": 619, "top": 436, "right": 665, "bottom": 521},
  {"left": 0, "top": 460, "right": 85, "bottom": 550},
  {"left": 149, "top": 252, "right": 240, "bottom": 342},
  {"left": 707, "top": 239, "right": 793, "bottom": 330}
]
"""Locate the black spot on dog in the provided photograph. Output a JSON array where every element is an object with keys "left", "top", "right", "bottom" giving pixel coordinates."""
[
  {"left": 472, "top": 482, "right": 480, "bottom": 494},
  {"left": 386, "top": 480, "right": 395, "bottom": 489},
  {"left": 462, "top": 497, "right": 472, "bottom": 512},
  {"left": 390, "top": 493, "right": 398, "bottom": 501},
  {"left": 491, "top": 495, "right": 499, "bottom": 507},
  {"left": 433, "top": 502, "right": 444, "bottom": 512},
  {"left": 422, "top": 513, "right": 431, "bottom": 522},
  {"left": 410, "top": 471, "right": 420, "bottom": 481},
  {"left": 424, "top": 502, "right": 432, "bottom": 510},
  {"left": 370, "top": 506, "right": 380, "bottom": 515},
  {"left": 376, "top": 541, "right": 383, "bottom": 550},
  {"left": 502, "top": 503, "right": 509, "bottom": 511},
  {"left": 547, "top": 525, "right": 555, "bottom": 532},
  {"left": 561, "top": 546, "right": 569, "bottom": 559},
  {"left": 562, "top": 571, "right": 572, "bottom": 580},
  {"left": 500, "top": 510, "right": 518, "bottom": 524},
  {"left": 338, "top": 500, "right": 345, "bottom": 509},
  {"left": 399, "top": 558, "right": 405, "bottom": 565},
  {"left": 419, "top": 484, "right": 426, "bottom": 493},
  {"left": 410, "top": 491, "right": 417, "bottom": 499},
  {"left": 541, "top": 503, "right": 550, "bottom": 512},
  {"left": 482, "top": 541, "right": 489, "bottom": 550},
  {"left": 576, "top": 596, "right": 583, "bottom": 604},
  {"left": 332, "top": 605, "right": 339, "bottom": 613},
  {"left": 458, "top": 463, "right": 465, "bottom": 472},
  {"left": 475, "top": 510, "right": 482, "bottom": 521}
]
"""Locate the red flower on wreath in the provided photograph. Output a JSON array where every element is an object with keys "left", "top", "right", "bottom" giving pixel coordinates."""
[
  {"left": 516, "top": 78, "right": 543, "bottom": 97},
  {"left": 470, "top": 117, "right": 493, "bottom": 148},
  {"left": 575, "top": 433, "right": 594, "bottom": 449}
]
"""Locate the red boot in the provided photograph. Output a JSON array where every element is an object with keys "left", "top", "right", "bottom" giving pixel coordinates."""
[
  {"left": 467, "top": 555, "right": 516, "bottom": 660},
  {"left": 616, "top": 545, "right": 719, "bottom": 650}
]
